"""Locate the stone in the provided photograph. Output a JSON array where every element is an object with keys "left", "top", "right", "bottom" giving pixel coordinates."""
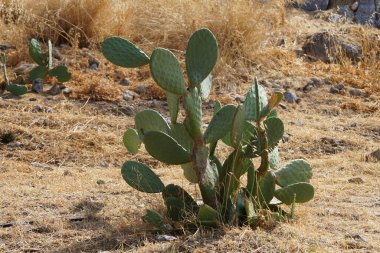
[
  {"left": 348, "top": 177, "right": 364, "bottom": 184},
  {"left": 88, "top": 58, "right": 100, "bottom": 69},
  {"left": 0, "top": 44, "right": 16, "bottom": 51},
  {"left": 34, "top": 105, "right": 43, "bottom": 111},
  {"left": 13, "top": 63, "right": 36, "bottom": 76},
  {"left": 350, "top": 1, "right": 359, "bottom": 11},
  {"left": 52, "top": 47, "right": 62, "bottom": 60},
  {"left": 119, "top": 78, "right": 131, "bottom": 86},
  {"left": 156, "top": 235, "right": 177, "bottom": 241},
  {"left": 62, "top": 88, "right": 72, "bottom": 95},
  {"left": 328, "top": 13, "right": 345, "bottom": 23},
  {"left": 96, "top": 179, "right": 106, "bottom": 185},
  {"left": 284, "top": 91, "right": 298, "bottom": 103},
  {"left": 330, "top": 84, "right": 345, "bottom": 94},
  {"left": 29, "top": 98, "right": 37, "bottom": 102},
  {"left": 300, "top": 0, "right": 329, "bottom": 11},
  {"left": 302, "top": 31, "right": 361, "bottom": 63},
  {"left": 135, "top": 83, "right": 149, "bottom": 94},
  {"left": 32, "top": 79, "right": 43, "bottom": 93},
  {"left": 123, "top": 92, "right": 134, "bottom": 101},
  {"left": 366, "top": 149, "right": 380, "bottom": 162},
  {"left": 47, "top": 84, "right": 61, "bottom": 96},
  {"left": 349, "top": 88, "right": 367, "bottom": 97},
  {"left": 337, "top": 5, "right": 355, "bottom": 20},
  {"left": 355, "top": 0, "right": 376, "bottom": 24}
]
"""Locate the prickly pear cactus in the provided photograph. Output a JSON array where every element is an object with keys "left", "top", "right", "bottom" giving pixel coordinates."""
[
  {"left": 102, "top": 28, "right": 315, "bottom": 230},
  {"left": 1, "top": 53, "right": 27, "bottom": 96}
]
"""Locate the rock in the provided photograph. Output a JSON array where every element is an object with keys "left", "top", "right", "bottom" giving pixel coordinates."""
[
  {"left": 345, "top": 233, "right": 368, "bottom": 243},
  {"left": 348, "top": 177, "right": 364, "bottom": 184},
  {"left": 302, "top": 31, "right": 361, "bottom": 63},
  {"left": 32, "top": 79, "right": 43, "bottom": 93},
  {"left": 63, "top": 170, "right": 72, "bottom": 176},
  {"left": 366, "top": 149, "right": 380, "bottom": 162},
  {"left": 300, "top": 0, "right": 329, "bottom": 11},
  {"left": 156, "top": 235, "right": 177, "bottom": 241},
  {"left": 349, "top": 88, "right": 367, "bottom": 97},
  {"left": 34, "top": 105, "right": 43, "bottom": 112},
  {"left": 31, "top": 162, "right": 52, "bottom": 171},
  {"left": 328, "top": 13, "right": 345, "bottom": 23},
  {"left": 29, "top": 98, "right": 37, "bottom": 102},
  {"left": 330, "top": 84, "right": 345, "bottom": 94},
  {"left": 350, "top": 1, "right": 359, "bottom": 11},
  {"left": 96, "top": 179, "right": 106, "bottom": 185},
  {"left": 119, "top": 78, "right": 131, "bottom": 86},
  {"left": 235, "top": 95, "right": 245, "bottom": 103},
  {"left": 62, "top": 88, "right": 72, "bottom": 95},
  {"left": 47, "top": 84, "right": 61, "bottom": 96},
  {"left": 13, "top": 63, "right": 36, "bottom": 76},
  {"left": 303, "top": 77, "right": 325, "bottom": 92},
  {"left": 284, "top": 91, "right": 298, "bottom": 103},
  {"left": 355, "top": 0, "right": 376, "bottom": 24},
  {"left": 337, "top": 5, "right": 355, "bottom": 20},
  {"left": 0, "top": 44, "right": 16, "bottom": 51},
  {"left": 123, "top": 92, "right": 134, "bottom": 101},
  {"left": 135, "top": 83, "right": 149, "bottom": 94},
  {"left": 52, "top": 47, "right": 62, "bottom": 60},
  {"left": 88, "top": 58, "right": 100, "bottom": 69},
  {"left": 279, "top": 103, "right": 288, "bottom": 109}
]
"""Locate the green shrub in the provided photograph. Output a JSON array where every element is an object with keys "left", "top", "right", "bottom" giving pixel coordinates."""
[{"left": 102, "top": 28, "right": 315, "bottom": 229}]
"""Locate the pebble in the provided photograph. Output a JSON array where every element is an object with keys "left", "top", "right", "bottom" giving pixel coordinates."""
[
  {"left": 32, "top": 79, "right": 43, "bottom": 93},
  {"left": 330, "top": 84, "right": 345, "bottom": 94},
  {"left": 31, "top": 162, "right": 53, "bottom": 171},
  {"left": 47, "top": 84, "right": 61, "bottom": 96},
  {"left": 88, "top": 58, "right": 100, "bottom": 69},
  {"left": 348, "top": 177, "right": 364, "bottom": 184},
  {"left": 366, "top": 149, "right": 380, "bottom": 162},
  {"left": 135, "top": 84, "right": 149, "bottom": 94},
  {"left": 96, "top": 179, "right": 106, "bottom": 185},
  {"left": 34, "top": 105, "right": 43, "bottom": 111},
  {"left": 123, "top": 91, "right": 134, "bottom": 101},
  {"left": 156, "top": 235, "right": 177, "bottom": 241},
  {"left": 284, "top": 91, "right": 298, "bottom": 103},
  {"left": 234, "top": 95, "right": 245, "bottom": 103},
  {"left": 29, "top": 98, "right": 37, "bottom": 102},
  {"left": 52, "top": 47, "right": 62, "bottom": 60},
  {"left": 119, "top": 78, "right": 131, "bottom": 86},
  {"left": 349, "top": 88, "right": 367, "bottom": 97},
  {"left": 63, "top": 88, "right": 72, "bottom": 95},
  {"left": 350, "top": 1, "right": 359, "bottom": 11}
]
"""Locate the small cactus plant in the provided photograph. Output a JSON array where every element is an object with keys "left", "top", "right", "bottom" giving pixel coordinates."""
[
  {"left": 102, "top": 29, "right": 315, "bottom": 229},
  {"left": 28, "top": 39, "right": 71, "bottom": 83},
  {"left": 1, "top": 53, "right": 27, "bottom": 96}
]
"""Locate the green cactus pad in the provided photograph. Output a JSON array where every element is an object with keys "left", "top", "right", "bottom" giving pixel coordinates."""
[
  {"left": 29, "top": 39, "right": 45, "bottom": 66},
  {"left": 198, "top": 204, "right": 219, "bottom": 227},
  {"left": 181, "top": 163, "right": 198, "bottom": 183},
  {"left": 213, "top": 100, "right": 222, "bottom": 115},
  {"left": 275, "top": 159, "right": 312, "bottom": 187},
  {"left": 6, "top": 84, "right": 27, "bottom": 96},
  {"left": 135, "top": 109, "right": 170, "bottom": 138},
  {"left": 274, "top": 182, "right": 314, "bottom": 205},
  {"left": 264, "top": 117, "right": 284, "bottom": 149},
  {"left": 256, "top": 171, "right": 276, "bottom": 205},
  {"left": 142, "top": 209, "right": 166, "bottom": 231},
  {"left": 162, "top": 184, "right": 199, "bottom": 214},
  {"left": 143, "top": 131, "right": 191, "bottom": 165},
  {"left": 169, "top": 124, "right": 194, "bottom": 152},
  {"left": 204, "top": 104, "right": 236, "bottom": 144},
  {"left": 165, "top": 196, "right": 185, "bottom": 221},
  {"left": 184, "top": 89, "right": 202, "bottom": 138},
  {"left": 150, "top": 48, "right": 187, "bottom": 95},
  {"left": 244, "top": 82, "right": 268, "bottom": 121},
  {"left": 198, "top": 74, "right": 212, "bottom": 100},
  {"left": 186, "top": 28, "right": 218, "bottom": 86},
  {"left": 260, "top": 92, "right": 283, "bottom": 119},
  {"left": 49, "top": 66, "right": 71, "bottom": 82},
  {"left": 230, "top": 105, "right": 246, "bottom": 148},
  {"left": 101, "top": 37, "right": 150, "bottom": 68},
  {"left": 123, "top": 128, "right": 141, "bottom": 154},
  {"left": 121, "top": 161, "right": 165, "bottom": 193},
  {"left": 267, "top": 109, "right": 278, "bottom": 119},
  {"left": 28, "top": 66, "right": 48, "bottom": 82},
  {"left": 166, "top": 92, "right": 179, "bottom": 124},
  {"left": 269, "top": 147, "right": 280, "bottom": 169}
]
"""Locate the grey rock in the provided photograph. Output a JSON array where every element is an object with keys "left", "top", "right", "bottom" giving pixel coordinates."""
[
  {"left": 366, "top": 149, "right": 380, "bottom": 162},
  {"left": 345, "top": 233, "right": 368, "bottom": 243},
  {"left": 47, "top": 84, "right": 61, "bottom": 96},
  {"left": 88, "top": 58, "right": 100, "bottom": 69},
  {"left": 300, "top": 0, "right": 329, "bottom": 11},
  {"left": 119, "top": 78, "right": 131, "bottom": 86},
  {"left": 337, "top": 5, "right": 355, "bottom": 20},
  {"left": 34, "top": 105, "right": 43, "bottom": 111},
  {"left": 52, "top": 47, "right": 62, "bottom": 60},
  {"left": 123, "top": 91, "right": 134, "bottom": 101},
  {"left": 302, "top": 31, "right": 361, "bottom": 63},
  {"left": 348, "top": 177, "right": 364, "bottom": 184},
  {"left": 13, "top": 63, "right": 36, "bottom": 76},
  {"left": 96, "top": 179, "right": 106, "bottom": 185},
  {"left": 284, "top": 91, "right": 298, "bottom": 103},
  {"left": 235, "top": 95, "right": 245, "bottom": 103},
  {"left": 29, "top": 98, "right": 37, "bottom": 102},
  {"left": 330, "top": 84, "right": 345, "bottom": 94},
  {"left": 355, "top": 0, "right": 376, "bottom": 24},
  {"left": 328, "top": 13, "right": 345, "bottom": 23},
  {"left": 351, "top": 1, "right": 359, "bottom": 11},
  {"left": 32, "top": 79, "right": 43, "bottom": 93},
  {"left": 0, "top": 44, "right": 16, "bottom": 51},
  {"left": 135, "top": 83, "right": 149, "bottom": 94},
  {"left": 330, "top": 87, "right": 340, "bottom": 94},
  {"left": 156, "top": 235, "right": 177, "bottom": 241},
  {"left": 62, "top": 88, "right": 72, "bottom": 95},
  {"left": 349, "top": 88, "right": 367, "bottom": 97}
]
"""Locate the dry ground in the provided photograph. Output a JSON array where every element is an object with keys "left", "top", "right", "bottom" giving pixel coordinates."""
[{"left": 0, "top": 1, "right": 380, "bottom": 252}]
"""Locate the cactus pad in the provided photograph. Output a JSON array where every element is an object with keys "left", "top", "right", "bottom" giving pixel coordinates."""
[
  {"left": 184, "top": 89, "right": 202, "bottom": 138},
  {"left": 169, "top": 124, "right": 194, "bottom": 152},
  {"left": 198, "top": 74, "right": 212, "bottom": 100},
  {"left": 204, "top": 104, "right": 236, "bottom": 144},
  {"left": 150, "top": 48, "right": 187, "bottom": 95},
  {"left": 101, "top": 37, "right": 150, "bottom": 68},
  {"left": 29, "top": 39, "right": 45, "bottom": 66},
  {"left": 49, "top": 66, "right": 71, "bottom": 82},
  {"left": 244, "top": 83, "right": 268, "bottom": 121},
  {"left": 165, "top": 197, "right": 185, "bottom": 221},
  {"left": 269, "top": 147, "right": 280, "bottom": 169},
  {"left": 274, "top": 182, "right": 314, "bottom": 205},
  {"left": 6, "top": 84, "right": 27, "bottom": 96},
  {"left": 186, "top": 28, "right": 218, "bottom": 85},
  {"left": 142, "top": 209, "right": 166, "bottom": 231},
  {"left": 123, "top": 128, "right": 141, "bottom": 154},
  {"left": 264, "top": 117, "right": 284, "bottom": 149},
  {"left": 28, "top": 66, "right": 48, "bottom": 82},
  {"left": 275, "top": 159, "right": 312, "bottom": 187},
  {"left": 260, "top": 92, "right": 283, "bottom": 119},
  {"left": 162, "top": 184, "right": 199, "bottom": 214},
  {"left": 181, "top": 163, "right": 198, "bottom": 183},
  {"left": 198, "top": 204, "right": 219, "bottom": 227},
  {"left": 121, "top": 161, "right": 165, "bottom": 193},
  {"left": 143, "top": 131, "right": 191, "bottom": 165},
  {"left": 135, "top": 109, "right": 170, "bottom": 138},
  {"left": 166, "top": 92, "right": 179, "bottom": 124},
  {"left": 230, "top": 105, "right": 246, "bottom": 148}
]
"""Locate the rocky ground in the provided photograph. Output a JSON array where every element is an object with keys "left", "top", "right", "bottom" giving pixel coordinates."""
[{"left": 0, "top": 4, "right": 380, "bottom": 253}]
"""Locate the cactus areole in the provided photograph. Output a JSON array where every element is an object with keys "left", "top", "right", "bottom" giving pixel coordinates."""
[{"left": 102, "top": 28, "right": 315, "bottom": 229}]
